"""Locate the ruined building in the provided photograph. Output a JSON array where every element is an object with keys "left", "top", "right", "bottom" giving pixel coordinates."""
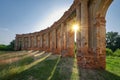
[{"left": 15, "top": 0, "right": 113, "bottom": 69}]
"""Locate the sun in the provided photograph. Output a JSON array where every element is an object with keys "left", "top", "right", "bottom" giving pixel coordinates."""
[
  {"left": 72, "top": 24, "right": 79, "bottom": 42},
  {"left": 73, "top": 24, "right": 79, "bottom": 32}
]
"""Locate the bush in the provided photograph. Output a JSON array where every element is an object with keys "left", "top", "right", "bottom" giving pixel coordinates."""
[
  {"left": 0, "top": 44, "right": 8, "bottom": 51},
  {"left": 114, "top": 49, "right": 120, "bottom": 57},
  {"left": 106, "top": 48, "right": 113, "bottom": 56},
  {"left": 0, "top": 40, "right": 15, "bottom": 51}
]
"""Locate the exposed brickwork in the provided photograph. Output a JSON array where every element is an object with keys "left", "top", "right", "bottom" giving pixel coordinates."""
[{"left": 15, "top": 0, "right": 113, "bottom": 69}]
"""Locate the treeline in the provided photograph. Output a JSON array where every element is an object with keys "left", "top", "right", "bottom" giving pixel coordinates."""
[
  {"left": 0, "top": 40, "right": 15, "bottom": 51},
  {"left": 106, "top": 31, "right": 120, "bottom": 56}
]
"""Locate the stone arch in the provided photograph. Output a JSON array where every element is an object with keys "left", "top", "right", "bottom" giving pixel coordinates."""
[{"left": 15, "top": 0, "right": 113, "bottom": 69}]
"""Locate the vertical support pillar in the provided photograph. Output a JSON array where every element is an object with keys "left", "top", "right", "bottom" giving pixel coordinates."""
[
  {"left": 80, "top": 0, "right": 89, "bottom": 52},
  {"left": 30, "top": 34, "right": 33, "bottom": 50},
  {"left": 52, "top": 29, "right": 57, "bottom": 54},
  {"left": 95, "top": 16, "right": 106, "bottom": 69},
  {"left": 46, "top": 32, "right": 49, "bottom": 52},
  {"left": 31, "top": 35, "right": 34, "bottom": 50},
  {"left": 34, "top": 35, "right": 37, "bottom": 50},
  {"left": 28, "top": 35, "right": 30, "bottom": 50},
  {"left": 47, "top": 32, "right": 50, "bottom": 52},
  {"left": 66, "top": 21, "right": 74, "bottom": 57},
  {"left": 37, "top": 35, "right": 40, "bottom": 50},
  {"left": 22, "top": 36, "right": 25, "bottom": 50},
  {"left": 42, "top": 34, "right": 44, "bottom": 50},
  {"left": 61, "top": 23, "right": 64, "bottom": 51},
  {"left": 56, "top": 27, "right": 61, "bottom": 54},
  {"left": 77, "top": 0, "right": 89, "bottom": 68},
  {"left": 40, "top": 35, "right": 42, "bottom": 50},
  {"left": 76, "top": 4, "right": 81, "bottom": 53},
  {"left": 61, "top": 23, "right": 67, "bottom": 56},
  {"left": 50, "top": 31, "right": 52, "bottom": 52}
]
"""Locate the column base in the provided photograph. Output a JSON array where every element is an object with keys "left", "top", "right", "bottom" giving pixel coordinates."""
[
  {"left": 77, "top": 48, "right": 106, "bottom": 69},
  {"left": 61, "top": 48, "right": 74, "bottom": 57}
]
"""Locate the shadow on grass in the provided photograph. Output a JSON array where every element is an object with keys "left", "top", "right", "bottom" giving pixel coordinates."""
[
  {"left": 49, "top": 56, "right": 74, "bottom": 80},
  {"left": 0, "top": 56, "right": 34, "bottom": 80},
  {"left": 0, "top": 51, "right": 42, "bottom": 65},
  {"left": 2, "top": 54, "right": 74, "bottom": 80},
  {"left": 96, "top": 69, "right": 120, "bottom": 80},
  {"left": 78, "top": 67, "right": 120, "bottom": 80},
  {"left": 0, "top": 52, "right": 49, "bottom": 80}
]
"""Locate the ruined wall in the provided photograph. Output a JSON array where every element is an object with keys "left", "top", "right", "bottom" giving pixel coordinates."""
[{"left": 15, "top": 0, "right": 113, "bottom": 69}]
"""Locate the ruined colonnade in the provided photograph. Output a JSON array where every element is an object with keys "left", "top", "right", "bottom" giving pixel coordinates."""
[{"left": 15, "top": 0, "right": 113, "bottom": 69}]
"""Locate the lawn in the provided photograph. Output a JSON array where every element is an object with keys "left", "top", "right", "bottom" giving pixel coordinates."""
[{"left": 0, "top": 51, "right": 120, "bottom": 80}]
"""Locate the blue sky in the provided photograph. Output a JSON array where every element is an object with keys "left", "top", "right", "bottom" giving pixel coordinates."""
[{"left": 0, "top": 0, "right": 120, "bottom": 45}]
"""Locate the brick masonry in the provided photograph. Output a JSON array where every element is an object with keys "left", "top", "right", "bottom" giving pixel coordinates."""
[{"left": 15, "top": 0, "right": 113, "bottom": 69}]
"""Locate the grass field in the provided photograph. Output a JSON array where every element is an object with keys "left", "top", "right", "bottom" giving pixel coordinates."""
[{"left": 0, "top": 51, "right": 120, "bottom": 80}]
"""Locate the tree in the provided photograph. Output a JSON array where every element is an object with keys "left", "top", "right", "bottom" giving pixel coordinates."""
[
  {"left": 0, "top": 40, "right": 15, "bottom": 51},
  {"left": 106, "top": 31, "right": 120, "bottom": 51},
  {"left": 115, "top": 36, "right": 120, "bottom": 48},
  {"left": 0, "top": 44, "right": 8, "bottom": 51},
  {"left": 7, "top": 40, "right": 15, "bottom": 51}
]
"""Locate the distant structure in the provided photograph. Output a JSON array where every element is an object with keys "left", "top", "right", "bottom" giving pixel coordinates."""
[{"left": 15, "top": 0, "right": 113, "bottom": 69}]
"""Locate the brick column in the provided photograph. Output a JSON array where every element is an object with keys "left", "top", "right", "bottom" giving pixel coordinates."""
[
  {"left": 95, "top": 17, "right": 106, "bottom": 69},
  {"left": 46, "top": 33, "right": 49, "bottom": 52},
  {"left": 28, "top": 35, "right": 31, "bottom": 50},
  {"left": 31, "top": 35, "right": 34, "bottom": 49},
  {"left": 50, "top": 32, "right": 52, "bottom": 52},
  {"left": 61, "top": 23, "right": 67, "bottom": 56},
  {"left": 77, "top": 0, "right": 89, "bottom": 68},
  {"left": 66, "top": 21, "right": 74, "bottom": 57},
  {"left": 22, "top": 36, "right": 25, "bottom": 50},
  {"left": 52, "top": 29, "right": 57, "bottom": 53},
  {"left": 34, "top": 35, "right": 37, "bottom": 50},
  {"left": 61, "top": 23, "right": 64, "bottom": 51},
  {"left": 40, "top": 35, "right": 42, "bottom": 50},
  {"left": 47, "top": 32, "right": 50, "bottom": 52},
  {"left": 37, "top": 35, "right": 40, "bottom": 50},
  {"left": 80, "top": 0, "right": 88, "bottom": 51},
  {"left": 76, "top": 4, "right": 81, "bottom": 53}
]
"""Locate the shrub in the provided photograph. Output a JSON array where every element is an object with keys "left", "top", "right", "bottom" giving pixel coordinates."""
[
  {"left": 106, "top": 48, "right": 113, "bottom": 56},
  {"left": 0, "top": 44, "right": 8, "bottom": 51},
  {"left": 114, "top": 49, "right": 120, "bottom": 57}
]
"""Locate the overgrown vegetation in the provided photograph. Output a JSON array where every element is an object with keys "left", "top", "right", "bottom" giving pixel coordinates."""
[
  {"left": 114, "top": 49, "right": 120, "bottom": 57},
  {"left": 106, "top": 48, "right": 120, "bottom": 57},
  {"left": 106, "top": 48, "right": 113, "bottom": 56},
  {"left": 106, "top": 31, "right": 120, "bottom": 57},
  {"left": 0, "top": 40, "right": 15, "bottom": 51},
  {"left": 106, "top": 31, "right": 120, "bottom": 52}
]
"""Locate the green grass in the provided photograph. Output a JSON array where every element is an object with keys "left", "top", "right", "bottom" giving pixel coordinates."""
[
  {"left": 0, "top": 51, "right": 120, "bottom": 80},
  {"left": 106, "top": 56, "right": 120, "bottom": 78},
  {"left": 0, "top": 56, "right": 34, "bottom": 80},
  {"left": 89, "top": 56, "right": 120, "bottom": 80}
]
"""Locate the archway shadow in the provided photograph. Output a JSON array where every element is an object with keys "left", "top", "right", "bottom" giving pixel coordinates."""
[
  {"left": 1, "top": 53, "right": 74, "bottom": 80},
  {"left": 49, "top": 56, "right": 75, "bottom": 80},
  {"left": 78, "top": 67, "right": 120, "bottom": 80}
]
